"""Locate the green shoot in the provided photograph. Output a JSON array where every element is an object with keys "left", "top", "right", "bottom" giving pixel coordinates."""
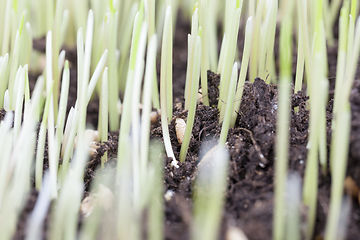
[
  {"left": 294, "top": 0, "right": 306, "bottom": 94},
  {"left": 51, "top": 0, "right": 64, "bottom": 119},
  {"left": 218, "top": 0, "right": 242, "bottom": 122},
  {"left": 184, "top": 5, "right": 199, "bottom": 110},
  {"left": 230, "top": 16, "right": 252, "bottom": 128},
  {"left": 118, "top": 3, "right": 138, "bottom": 95},
  {"left": 45, "top": 0, "right": 54, "bottom": 32},
  {"left": 116, "top": 140, "right": 139, "bottom": 240},
  {"left": 13, "top": 65, "right": 25, "bottom": 141},
  {"left": 1, "top": 0, "right": 12, "bottom": 55},
  {"left": 130, "top": 22, "right": 148, "bottom": 208},
  {"left": 219, "top": 62, "right": 237, "bottom": 146},
  {"left": 207, "top": 0, "right": 219, "bottom": 71},
  {"left": 78, "top": 9, "right": 95, "bottom": 150},
  {"left": 345, "top": 0, "right": 357, "bottom": 79},
  {"left": 145, "top": 0, "right": 160, "bottom": 109},
  {"left": 249, "top": 0, "right": 264, "bottom": 82},
  {"left": 71, "top": 0, "right": 87, "bottom": 35},
  {"left": 117, "top": 10, "right": 145, "bottom": 180},
  {"left": 332, "top": 5, "right": 349, "bottom": 132},
  {"left": 264, "top": 0, "right": 278, "bottom": 82},
  {"left": 259, "top": 0, "right": 279, "bottom": 82},
  {"left": 107, "top": 7, "right": 119, "bottom": 131},
  {"left": 0, "top": 111, "right": 13, "bottom": 207},
  {"left": 45, "top": 30, "right": 58, "bottom": 199},
  {"left": 86, "top": 49, "right": 108, "bottom": 104},
  {"left": 179, "top": 32, "right": 201, "bottom": 163},
  {"left": 35, "top": 81, "right": 53, "bottom": 189},
  {"left": 285, "top": 173, "right": 302, "bottom": 240},
  {"left": 9, "top": 13, "right": 24, "bottom": 110},
  {"left": 24, "top": 67, "right": 30, "bottom": 111},
  {"left": 199, "top": 0, "right": 210, "bottom": 106},
  {"left": 148, "top": 142, "right": 164, "bottom": 240},
  {"left": 140, "top": 35, "right": 157, "bottom": 185},
  {"left": 61, "top": 106, "right": 75, "bottom": 158},
  {"left": 164, "top": 4, "right": 173, "bottom": 120},
  {"left": 0, "top": 54, "right": 9, "bottom": 108},
  {"left": 100, "top": 67, "right": 108, "bottom": 170},
  {"left": 325, "top": 14, "right": 360, "bottom": 240},
  {"left": 55, "top": 60, "right": 70, "bottom": 172},
  {"left": 59, "top": 9, "right": 69, "bottom": 48},
  {"left": 273, "top": 18, "right": 292, "bottom": 240},
  {"left": 296, "top": 0, "right": 312, "bottom": 87},
  {"left": 192, "top": 146, "right": 229, "bottom": 240},
  {"left": 303, "top": 2, "right": 328, "bottom": 236},
  {"left": 160, "top": 5, "right": 177, "bottom": 164},
  {"left": 325, "top": 105, "right": 351, "bottom": 240},
  {"left": 19, "top": 22, "right": 32, "bottom": 67},
  {"left": 61, "top": 28, "right": 84, "bottom": 178},
  {"left": 303, "top": 52, "right": 323, "bottom": 240}
]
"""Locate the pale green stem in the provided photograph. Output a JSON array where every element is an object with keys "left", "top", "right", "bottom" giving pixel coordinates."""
[
  {"left": 100, "top": 67, "right": 108, "bottom": 169},
  {"left": 218, "top": 0, "right": 242, "bottom": 121},
  {"left": 1, "top": 0, "right": 12, "bottom": 55},
  {"left": 52, "top": 0, "right": 63, "bottom": 120},
  {"left": 219, "top": 62, "right": 237, "bottom": 146},
  {"left": 0, "top": 54, "right": 9, "bottom": 108},
  {"left": 160, "top": 6, "right": 176, "bottom": 162},
  {"left": 208, "top": 0, "right": 219, "bottom": 71},
  {"left": 199, "top": 0, "right": 209, "bottom": 106},
  {"left": 331, "top": 6, "right": 348, "bottom": 134},
  {"left": 35, "top": 81, "right": 54, "bottom": 190},
  {"left": 108, "top": 10, "right": 119, "bottom": 131},
  {"left": 148, "top": 142, "right": 164, "bottom": 240},
  {"left": 9, "top": 27, "right": 22, "bottom": 109},
  {"left": 249, "top": 0, "right": 264, "bottom": 82},
  {"left": 117, "top": 11, "right": 146, "bottom": 178},
  {"left": 273, "top": 19, "right": 292, "bottom": 240},
  {"left": 230, "top": 16, "right": 252, "bottom": 128},
  {"left": 185, "top": 8, "right": 198, "bottom": 110},
  {"left": 13, "top": 66, "right": 25, "bottom": 142},
  {"left": 191, "top": 147, "right": 229, "bottom": 240},
  {"left": 130, "top": 23, "right": 148, "bottom": 210},
  {"left": 179, "top": 36, "right": 201, "bottom": 163},
  {"left": 325, "top": 105, "right": 351, "bottom": 240},
  {"left": 140, "top": 35, "right": 157, "bottom": 189},
  {"left": 303, "top": 53, "right": 323, "bottom": 240},
  {"left": 55, "top": 61, "right": 70, "bottom": 171}
]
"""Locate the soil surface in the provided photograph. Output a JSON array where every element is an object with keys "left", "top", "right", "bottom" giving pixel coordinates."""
[{"left": 2, "top": 11, "right": 360, "bottom": 240}]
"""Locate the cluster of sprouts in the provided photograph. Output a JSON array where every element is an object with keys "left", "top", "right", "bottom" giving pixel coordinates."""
[{"left": 0, "top": 0, "right": 358, "bottom": 239}]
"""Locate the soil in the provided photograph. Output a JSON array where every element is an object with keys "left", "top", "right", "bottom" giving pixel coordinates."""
[{"left": 2, "top": 11, "right": 360, "bottom": 240}]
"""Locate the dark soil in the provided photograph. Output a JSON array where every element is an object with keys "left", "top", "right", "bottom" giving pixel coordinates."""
[{"left": 4, "top": 11, "right": 360, "bottom": 240}]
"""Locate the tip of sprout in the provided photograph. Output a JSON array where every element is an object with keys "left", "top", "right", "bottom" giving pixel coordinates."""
[
  {"left": 193, "top": 2, "right": 198, "bottom": 12},
  {"left": 18, "top": 12, "right": 25, "bottom": 36},
  {"left": 108, "top": 0, "right": 116, "bottom": 13}
]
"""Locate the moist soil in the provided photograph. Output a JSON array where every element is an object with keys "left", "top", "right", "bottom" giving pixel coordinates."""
[{"left": 4, "top": 12, "right": 360, "bottom": 240}]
